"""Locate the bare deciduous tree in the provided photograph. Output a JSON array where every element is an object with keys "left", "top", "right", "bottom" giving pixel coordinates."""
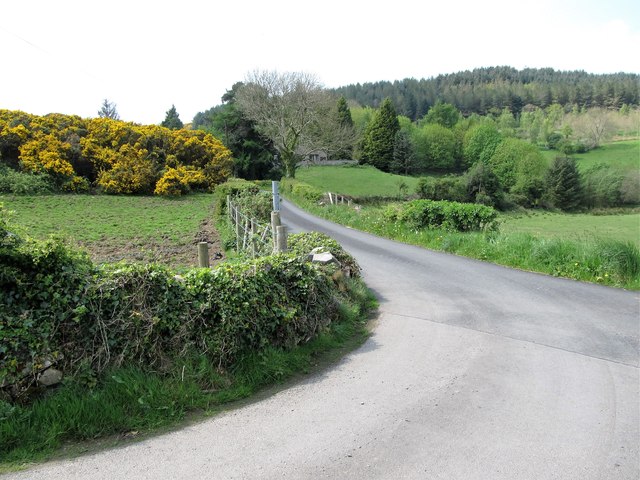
[
  {"left": 565, "top": 108, "right": 615, "bottom": 149},
  {"left": 236, "top": 70, "right": 353, "bottom": 177}
]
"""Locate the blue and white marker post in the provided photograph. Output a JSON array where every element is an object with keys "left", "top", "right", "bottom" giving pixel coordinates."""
[{"left": 272, "top": 180, "right": 280, "bottom": 212}]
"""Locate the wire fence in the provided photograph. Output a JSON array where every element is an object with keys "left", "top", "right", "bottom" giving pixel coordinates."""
[
  {"left": 326, "top": 192, "right": 353, "bottom": 206},
  {"left": 227, "top": 200, "right": 277, "bottom": 257}
]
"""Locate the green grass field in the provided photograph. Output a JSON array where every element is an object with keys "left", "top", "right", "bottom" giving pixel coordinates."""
[
  {"left": 0, "top": 194, "right": 219, "bottom": 268},
  {"left": 299, "top": 140, "right": 638, "bottom": 198},
  {"left": 542, "top": 140, "right": 640, "bottom": 173},
  {"left": 296, "top": 164, "right": 420, "bottom": 197},
  {"left": 501, "top": 211, "right": 640, "bottom": 247}
]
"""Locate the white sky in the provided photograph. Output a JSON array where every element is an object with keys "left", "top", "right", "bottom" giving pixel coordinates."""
[{"left": 1, "top": 0, "right": 639, "bottom": 125}]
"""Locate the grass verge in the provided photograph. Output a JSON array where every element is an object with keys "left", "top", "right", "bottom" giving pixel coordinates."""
[
  {"left": 0, "top": 278, "right": 376, "bottom": 471},
  {"left": 284, "top": 194, "right": 640, "bottom": 290}
]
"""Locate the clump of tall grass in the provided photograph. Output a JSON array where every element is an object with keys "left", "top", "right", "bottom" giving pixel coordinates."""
[{"left": 594, "top": 240, "right": 640, "bottom": 281}]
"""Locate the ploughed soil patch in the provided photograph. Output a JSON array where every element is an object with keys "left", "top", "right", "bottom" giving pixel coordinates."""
[{"left": 77, "top": 218, "right": 225, "bottom": 270}]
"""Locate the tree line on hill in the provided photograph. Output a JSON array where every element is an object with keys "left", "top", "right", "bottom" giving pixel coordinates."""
[
  {"left": 191, "top": 69, "right": 637, "bottom": 211},
  {"left": 332, "top": 67, "right": 639, "bottom": 120},
  {"left": 357, "top": 99, "right": 638, "bottom": 210}
]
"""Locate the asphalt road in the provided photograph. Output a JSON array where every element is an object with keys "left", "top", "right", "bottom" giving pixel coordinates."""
[{"left": 6, "top": 200, "right": 639, "bottom": 479}]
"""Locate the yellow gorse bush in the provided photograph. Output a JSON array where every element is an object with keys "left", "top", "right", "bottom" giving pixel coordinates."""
[
  {"left": 97, "top": 145, "right": 155, "bottom": 194},
  {"left": 0, "top": 109, "right": 233, "bottom": 195},
  {"left": 154, "top": 166, "right": 207, "bottom": 196},
  {"left": 19, "top": 133, "right": 75, "bottom": 177}
]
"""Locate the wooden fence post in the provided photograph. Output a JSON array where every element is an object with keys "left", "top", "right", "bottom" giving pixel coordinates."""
[
  {"left": 276, "top": 225, "right": 287, "bottom": 253},
  {"left": 197, "top": 242, "right": 210, "bottom": 268}
]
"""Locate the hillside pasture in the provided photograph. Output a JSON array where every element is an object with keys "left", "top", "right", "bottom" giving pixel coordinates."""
[
  {"left": 1, "top": 193, "right": 221, "bottom": 269},
  {"left": 295, "top": 164, "right": 420, "bottom": 198},
  {"left": 541, "top": 140, "right": 640, "bottom": 173}
]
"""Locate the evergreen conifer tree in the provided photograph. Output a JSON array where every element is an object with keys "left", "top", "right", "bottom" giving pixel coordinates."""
[
  {"left": 391, "top": 130, "right": 415, "bottom": 174},
  {"left": 336, "top": 96, "right": 353, "bottom": 128},
  {"left": 98, "top": 99, "right": 119, "bottom": 120},
  {"left": 360, "top": 98, "right": 399, "bottom": 171},
  {"left": 162, "top": 105, "right": 184, "bottom": 130},
  {"left": 545, "top": 156, "right": 583, "bottom": 210}
]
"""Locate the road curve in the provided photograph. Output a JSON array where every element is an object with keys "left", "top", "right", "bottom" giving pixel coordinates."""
[{"left": 5, "top": 200, "right": 639, "bottom": 480}]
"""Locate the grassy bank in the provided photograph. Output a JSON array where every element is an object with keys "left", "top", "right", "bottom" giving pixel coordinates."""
[
  {"left": 0, "top": 275, "right": 375, "bottom": 470},
  {"left": 283, "top": 193, "right": 640, "bottom": 290}
]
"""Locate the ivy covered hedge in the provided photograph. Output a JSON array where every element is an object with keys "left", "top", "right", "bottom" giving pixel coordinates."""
[
  {"left": 1, "top": 207, "right": 359, "bottom": 400},
  {"left": 213, "top": 178, "right": 261, "bottom": 215},
  {"left": 384, "top": 199, "right": 498, "bottom": 232}
]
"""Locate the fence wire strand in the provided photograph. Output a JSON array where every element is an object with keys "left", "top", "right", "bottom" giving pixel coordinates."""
[{"left": 228, "top": 200, "right": 274, "bottom": 257}]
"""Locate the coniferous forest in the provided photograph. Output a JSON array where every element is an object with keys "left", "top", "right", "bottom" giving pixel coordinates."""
[{"left": 333, "top": 67, "right": 639, "bottom": 120}]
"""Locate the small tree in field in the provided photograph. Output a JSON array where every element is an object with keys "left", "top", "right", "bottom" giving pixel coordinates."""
[{"left": 545, "top": 156, "right": 583, "bottom": 210}]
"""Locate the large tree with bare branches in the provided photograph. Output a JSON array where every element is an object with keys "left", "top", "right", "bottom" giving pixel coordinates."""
[{"left": 236, "top": 70, "right": 353, "bottom": 178}]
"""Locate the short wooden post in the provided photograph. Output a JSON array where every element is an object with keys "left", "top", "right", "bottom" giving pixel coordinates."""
[
  {"left": 198, "top": 242, "right": 210, "bottom": 268},
  {"left": 276, "top": 225, "right": 287, "bottom": 253},
  {"left": 271, "top": 211, "right": 281, "bottom": 249}
]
